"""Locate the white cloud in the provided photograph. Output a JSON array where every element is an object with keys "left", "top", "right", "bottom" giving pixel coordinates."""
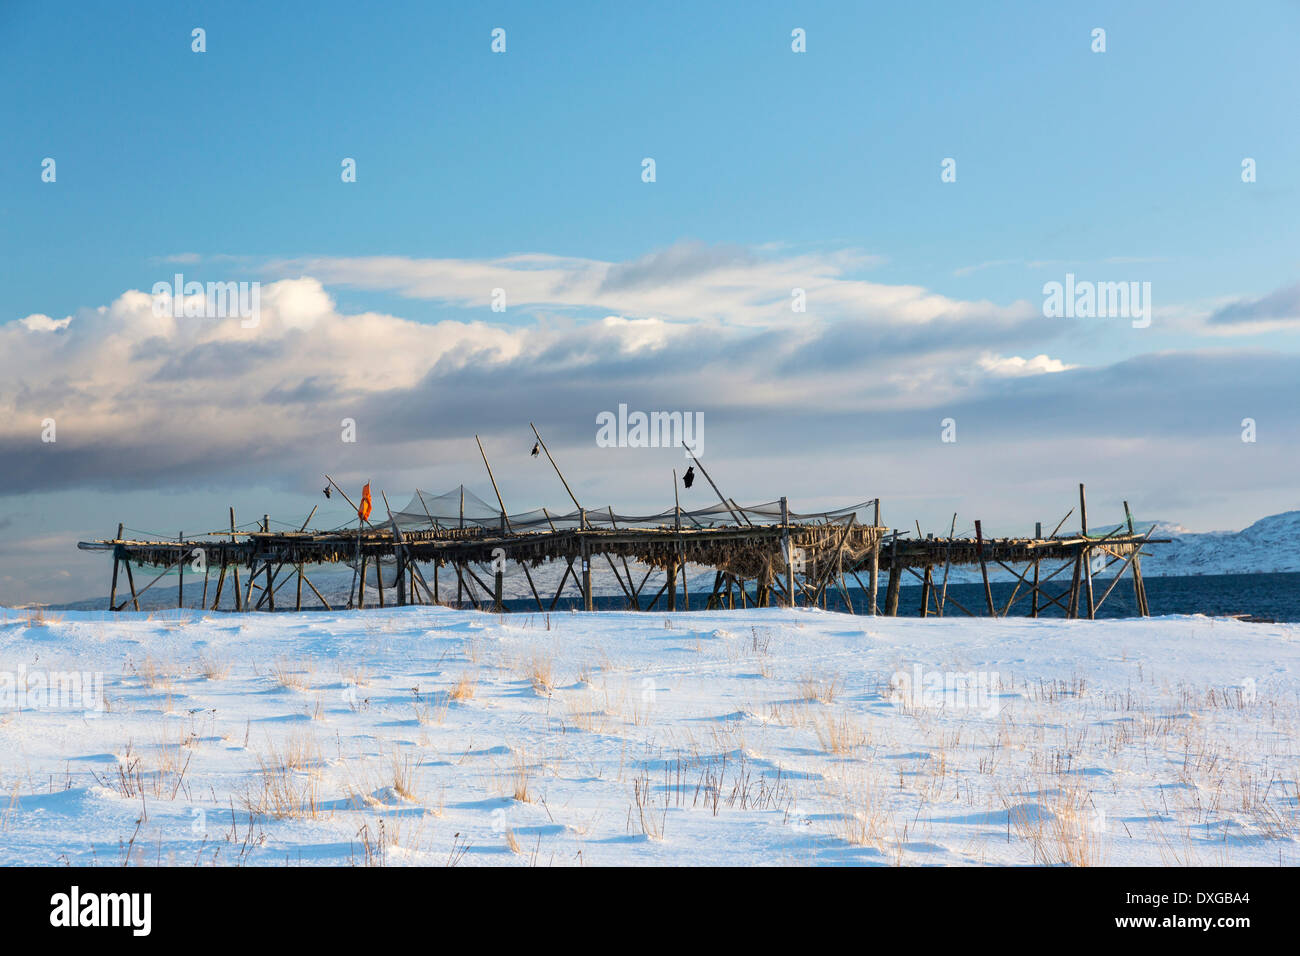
[
  {"left": 976, "top": 353, "right": 1075, "bottom": 377},
  {"left": 18, "top": 314, "right": 71, "bottom": 332},
  {"left": 267, "top": 241, "right": 1035, "bottom": 330}
]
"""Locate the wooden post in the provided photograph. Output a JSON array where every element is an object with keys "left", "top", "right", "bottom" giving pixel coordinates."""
[
  {"left": 868, "top": 499, "right": 880, "bottom": 615},
  {"left": 919, "top": 566, "right": 932, "bottom": 618},
  {"left": 884, "top": 533, "right": 901, "bottom": 616},
  {"left": 1134, "top": 560, "right": 1149, "bottom": 616},
  {"left": 1031, "top": 521, "right": 1041, "bottom": 618},
  {"left": 229, "top": 507, "right": 241, "bottom": 612},
  {"left": 667, "top": 558, "right": 677, "bottom": 611},
  {"left": 494, "top": 569, "right": 504, "bottom": 612},
  {"left": 1067, "top": 548, "right": 1082, "bottom": 619},
  {"left": 263, "top": 516, "right": 274, "bottom": 612},
  {"left": 939, "top": 512, "right": 956, "bottom": 616},
  {"left": 476, "top": 435, "right": 514, "bottom": 534},
  {"left": 124, "top": 558, "right": 139, "bottom": 611},
  {"left": 974, "top": 520, "right": 995, "bottom": 616},
  {"left": 201, "top": 548, "right": 210, "bottom": 610},
  {"left": 1124, "top": 500, "right": 1148, "bottom": 617},
  {"left": 781, "top": 496, "right": 795, "bottom": 607},
  {"left": 396, "top": 552, "right": 407, "bottom": 606},
  {"left": 211, "top": 562, "right": 226, "bottom": 611},
  {"left": 178, "top": 530, "right": 184, "bottom": 608},
  {"left": 109, "top": 523, "right": 123, "bottom": 611},
  {"left": 673, "top": 471, "right": 681, "bottom": 532},
  {"left": 681, "top": 556, "right": 689, "bottom": 611},
  {"left": 581, "top": 541, "right": 592, "bottom": 612},
  {"left": 359, "top": 553, "right": 367, "bottom": 608},
  {"left": 1080, "top": 484, "right": 1095, "bottom": 619}
]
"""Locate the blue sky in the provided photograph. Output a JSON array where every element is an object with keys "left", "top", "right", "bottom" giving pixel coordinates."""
[{"left": 1, "top": 1, "right": 1299, "bottom": 603}]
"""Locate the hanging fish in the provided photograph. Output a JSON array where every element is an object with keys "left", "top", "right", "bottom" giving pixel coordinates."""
[
  {"left": 530, "top": 442, "right": 540, "bottom": 458},
  {"left": 323, "top": 486, "right": 331, "bottom": 499},
  {"left": 683, "top": 466, "right": 695, "bottom": 489}
]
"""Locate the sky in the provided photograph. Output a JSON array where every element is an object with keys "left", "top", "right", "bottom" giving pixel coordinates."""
[{"left": 1, "top": 1, "right": 1298, "bottom": 604}]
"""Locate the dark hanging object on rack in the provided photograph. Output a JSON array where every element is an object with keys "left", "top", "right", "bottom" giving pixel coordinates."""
[
  {"left": 322, "top": 486, "right": 331, "bottom": 498},
  {"left": 530, "top": 442, "right": 540, "bottom": 457},
  {"left": 683, "top": 466, "right": 695, "bottom": 489}
]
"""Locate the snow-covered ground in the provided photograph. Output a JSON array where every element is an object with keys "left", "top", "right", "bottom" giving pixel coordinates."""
[{"left": 1, "top": 605, "right": 1297, "bottom": 866}]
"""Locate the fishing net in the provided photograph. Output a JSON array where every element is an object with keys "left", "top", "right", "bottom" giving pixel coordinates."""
[{"left": 385, "top": 485, "right": 876, "bottom": 534}]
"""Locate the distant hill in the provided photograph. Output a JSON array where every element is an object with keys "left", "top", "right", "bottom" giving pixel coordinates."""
[{"left": 1137, "top": 511, "right": 1300, "bottom": 577}]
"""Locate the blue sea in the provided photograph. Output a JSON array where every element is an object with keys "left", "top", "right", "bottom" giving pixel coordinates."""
[
  {"left": 57, "top": 571, "right": 1300, "bottom": 622},
  {"left": 514, "top": 571, "right": 1300, "bottom": 621}
]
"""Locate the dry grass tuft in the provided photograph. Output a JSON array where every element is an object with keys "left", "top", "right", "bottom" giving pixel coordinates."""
[
  {"left": 816, "top": 711, "right": 869, "bottom": 755},
  {"left": 242, "top": 737, "right": 324, "bottom": 819},
  {"left": 271, "top": 659, "right": 313, "bottom": 691},
  {"left": 798, "top": 674, "right": 841, "bottom": 704},
  {"left": 529, "top": 656, "right": 555, "bottom": 696},
  {"left": 449, "top": 672, "right": 477, "bottom": 702},
  {"left": 197, "top": 653, "right": 231, "bottom": 680}
]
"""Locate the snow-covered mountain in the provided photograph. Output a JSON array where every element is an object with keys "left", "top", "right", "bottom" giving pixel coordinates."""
[{"left": 1137, "top": 510, "right": 1300, "bottom": 577}]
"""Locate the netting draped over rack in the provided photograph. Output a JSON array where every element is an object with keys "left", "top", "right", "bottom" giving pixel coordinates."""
[{"left": 386, "top": 485, "right": 877, "bottom": 534}]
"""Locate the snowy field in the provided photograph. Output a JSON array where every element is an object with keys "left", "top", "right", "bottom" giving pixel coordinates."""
[{"left": 1, "top": 605, "right": 1297, "bottom": 866}]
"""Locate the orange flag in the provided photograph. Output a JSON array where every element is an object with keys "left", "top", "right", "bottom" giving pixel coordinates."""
[{"left": 358, "top": 483, "right": 372, "bottom": 522}]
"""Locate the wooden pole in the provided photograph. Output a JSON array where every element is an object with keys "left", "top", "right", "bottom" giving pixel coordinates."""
[
  {"left": 108, "top": 523, "right": 123, "bottom": 612},
  {"left": 686, "top": 452, "right": 746, "bottom": 526},
  {"left": 1080, "top": 484, "right": 1095, "bottom": 619},
  {"left": 1031, "top": 522, "right": 1041, "bottom": 618},
  {"left": 781, "top": 497, "right": 795, "bottom": 607},
  {"left": 974, "top": 520, "right": 995, "bottom": 616},
  {"left": 201, "top": 546, "right": 210, "bottom": 610},
  {"left": 124, "top": 557, "right": 139, "bottom": 611},
  {"left": 178, "top": 530, "right": 184, "bottom": 608},
  {"left": 529, "top": 423, "right": 584, "bottom": 513},
  {"left": 359, "top": 552, "right": 367, "bottom": 609},
  {"left": 382, "top": 490, "right": 428, "bottom": 608},
  {"left": 939, "top": 512, "right": 956, "bottom": 616},
  {"left": 300, "top": 568, "right": 332, "bottom": 610},
  {"left": 475, "top": 435, "right": 514, "bottom": 534},
  {"left": 211, "top": 562, "right": 226, "bottom": 611},
  {"left": 1124, "top": 500, "right": 1149, "bottom": 617},
  {"left": 673, "top": 470, "right": 681, "bottom": 530},
  {"left": 229, "top": 507, "right": 241, "bottom": 612},
  {"left": 263, "top": 516, "right": 274, "bottom": 612},
  {"left": 868, "top": 498, "right": 880, "bottom": 615},
  {"left": 919, "top": 566, "right": 932, "bottom": 618},
  {"left": 1095, "top": 529, "right": 1155, "bottom": 612},
  {"left": 1067, "top": 549, "right": 1082, "bottom": 618},
  {"left": 884, "top": 533, "right": 901, "bottom": 616},
  {"left": 581, "top": 538, "right": 592, "bottom": 612}
]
